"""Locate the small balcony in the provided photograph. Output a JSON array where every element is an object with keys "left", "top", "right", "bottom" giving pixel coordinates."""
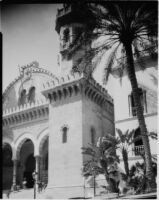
[{"left": 134, "top": 145, "right": 144, "bottom": 156}]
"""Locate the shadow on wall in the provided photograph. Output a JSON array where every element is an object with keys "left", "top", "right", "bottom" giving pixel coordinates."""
[{"left": 3, "top": 144, "right": 13, "bottom": 190}]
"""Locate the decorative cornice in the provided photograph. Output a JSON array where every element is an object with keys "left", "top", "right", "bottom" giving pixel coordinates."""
[
  {"left": 3, "top": 99, "right": 49, "bottom": 127},
  {"left": 115, "top": 112, "right": 157, "bottom": 124},
  {"left": 42, "top": 72, "right": 114, "bottom": 112}
]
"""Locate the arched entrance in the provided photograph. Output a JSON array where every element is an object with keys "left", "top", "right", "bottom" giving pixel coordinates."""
[
  {"left": 24, "top": 153, "right": 35, "bottom": 188},
  {"left": 134, "top": 128, "right": 143, "bottom": 156},
  {"left": 3, "top": 143, "right": 13, "bottom": 190},
  {"left": 18, "top": 139, "right": 35, "bottom": 188},
  {"left": 39, "top": 137, "right": 48, "bottom": 185}
]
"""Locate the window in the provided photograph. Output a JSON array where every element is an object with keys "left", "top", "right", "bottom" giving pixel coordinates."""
[
  {"left": 62, "top": 127, "right": 68, "bottom": 143},
  {"left": 28, "top": 86, "right": 36, "bottom": 104},
  {"left": 90, "top": 127, "right": 96, "bottom": 145},
  {"left": 128, "top": 88, "right": 147, "bottom": 117},
  {"left": 19, "top": 89, "right": 27, "bottom": 106},
  {"left": 63, "top": 28, "right": 70, "bottom": 43}
]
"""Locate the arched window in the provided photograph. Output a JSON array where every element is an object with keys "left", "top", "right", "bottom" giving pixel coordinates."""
[
  {"left": 63, "top": 28, "right": 70, "bottom": 43},
  {"left": 19, "top": 89, "right": 27, "bottom": 106},
  {"left": 28, "top": 86, "right": 36, "bottom": 104},
  {"left": 62, "top": 126, "right": 68, "bottom": 143},
  {"left": 134, "top": 128, "right": 143, "bottom": 156},
  {"left": 90, "top": 127, "right": 96, "bottom": 145}
]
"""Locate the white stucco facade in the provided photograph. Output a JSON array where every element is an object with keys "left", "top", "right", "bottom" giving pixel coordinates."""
[
  {"left": 3, "top": 4, "right": 158, "bottom": 199},
  {"left": 106, "top": 58, "right": 158, "bottom": 169}
]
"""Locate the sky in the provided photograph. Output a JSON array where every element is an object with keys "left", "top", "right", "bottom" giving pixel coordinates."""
[
  {"left": 2, "top": 3, "right": 110, "bottom": 93},
  {"left": 2, "top": 4, "right": 63, "bottom": 91},
  {"left": 2, "top": 4, "right": 156, "bottom": 97}
]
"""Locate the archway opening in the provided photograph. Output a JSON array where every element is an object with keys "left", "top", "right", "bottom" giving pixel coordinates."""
[
  {"left": 24, "top": 153, "right": 35, "bottom": 188},
  {"left": 39, "top": 137, "right": 48, "bottom": 185},
  {"left": 3, "top": 143, "right": 13, "bottom": 190},
  {"left": 19, "top": 139, "right": 35, "bottom": 188},
  {"left": 28, "top": 86, "right": 36, "bottom": 104}
]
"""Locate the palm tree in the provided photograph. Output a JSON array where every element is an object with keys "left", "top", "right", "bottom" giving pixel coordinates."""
[
  {"left": 104, "top": 129, "right": 157, "bottom": 179},
  {"left": 104, "top": 129, "right": 135, "bottom": 177},
  {"left": 67, "top": 2, "right": 157, "bottom": 189},
  {"left": 82, "top": 138, "right": 120, "bottom": 193}
]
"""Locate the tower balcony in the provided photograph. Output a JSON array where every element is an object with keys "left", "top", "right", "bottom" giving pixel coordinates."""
[
  {"left": 132, "top": 145, "right": 144, "bottom": 156},
  {"left": 55, "top": 4, "right": 95, "bottom": 33},
  {"left": 134, "top": 145, "right": 144, "bottom": 156}
]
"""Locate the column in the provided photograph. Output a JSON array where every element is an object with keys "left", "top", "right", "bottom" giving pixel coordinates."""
[
  {"left": 35, "top": 156, "right": 40, "bottom": 176},
  {"left": 35, "top": 155, "right": 40, "bottom": 189},
  {"left": 12, "top": 159, "right": 17, "bottom": 191}
]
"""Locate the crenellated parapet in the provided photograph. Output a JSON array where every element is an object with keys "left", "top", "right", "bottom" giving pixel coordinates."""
[
  {"left": 3, "top": 99, "right": 49, "bottom": 127},
  {"left": 42, "top": 72, "right": 114, "bottom": 114}
]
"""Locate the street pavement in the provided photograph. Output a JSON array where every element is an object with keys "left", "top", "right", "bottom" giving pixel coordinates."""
[{"left": 3, "top": 188, "right": 46, "bottom": 199}]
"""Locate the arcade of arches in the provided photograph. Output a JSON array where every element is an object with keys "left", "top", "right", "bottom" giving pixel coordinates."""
[{"left": 3, "top": 137, "right": 48, "bottom": 190}]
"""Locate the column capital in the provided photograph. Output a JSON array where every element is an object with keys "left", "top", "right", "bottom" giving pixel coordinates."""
[
  {"left": 34, "top": 155, "right": 41, "bottom": 158},
  {"left": 12, "top": 158, "right": 18, "bottom": 161}
]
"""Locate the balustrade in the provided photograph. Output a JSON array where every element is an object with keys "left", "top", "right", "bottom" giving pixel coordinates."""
[{"left": 134, "top": 145, "right": 144, "bottom": 156}]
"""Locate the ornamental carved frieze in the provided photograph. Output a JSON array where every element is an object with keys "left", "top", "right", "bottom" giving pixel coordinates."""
[{"left": 42, "top": 72, "right": 114, "bottom": 111}]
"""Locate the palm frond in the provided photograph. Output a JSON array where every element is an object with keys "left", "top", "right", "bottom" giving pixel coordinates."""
[
  {"left": 132, "top": 39, "right": 146, "bottom": 71},
  {"left": 127, "top": 129, "right": 135, "bottom": 144},
  {"left": 103, "top": 44, "right": 120, "bottom": 84},
  {"left": 116, "top": 128, "right": 125, "bottom": 143}
]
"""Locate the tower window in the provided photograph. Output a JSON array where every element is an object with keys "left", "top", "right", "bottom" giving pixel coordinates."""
[
  {"left": 63, "top": 28, "right": 70, "bottom": 43},
  {"left": 90, "top": 127, "right": 96, "bottom": 145},
  {"left": 19, "top": 89, "right": 27, "bottom": 106},
  {"left": 128, "top": 88, "right": 147, "bottom": 117},
  {"left": 28, "top": 86, "right": 36, "bottom": 104},
  {"left": 62, "top": 126, "right": 68, "bottom": 143}
]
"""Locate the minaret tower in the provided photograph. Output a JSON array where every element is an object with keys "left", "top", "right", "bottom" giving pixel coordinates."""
[
  {"left": 55, "top": 3, "right": 94, "bottom": 76},
  {"left": 42, "top": 4, "right": 115, "bottom": 198}
]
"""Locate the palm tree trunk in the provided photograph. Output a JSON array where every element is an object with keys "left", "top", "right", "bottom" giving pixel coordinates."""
[
  {"left": 122, "top": 149, "right": 129, "bottom": 177},
  {"left": 104, "top": 173, "right": 119, "bottom": 193},
  {"left": 101, "top": 160, "right": 119, "bottom": 193},
  {"left": 124, "top": 42, "right": 156, "bottom": 190}
]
